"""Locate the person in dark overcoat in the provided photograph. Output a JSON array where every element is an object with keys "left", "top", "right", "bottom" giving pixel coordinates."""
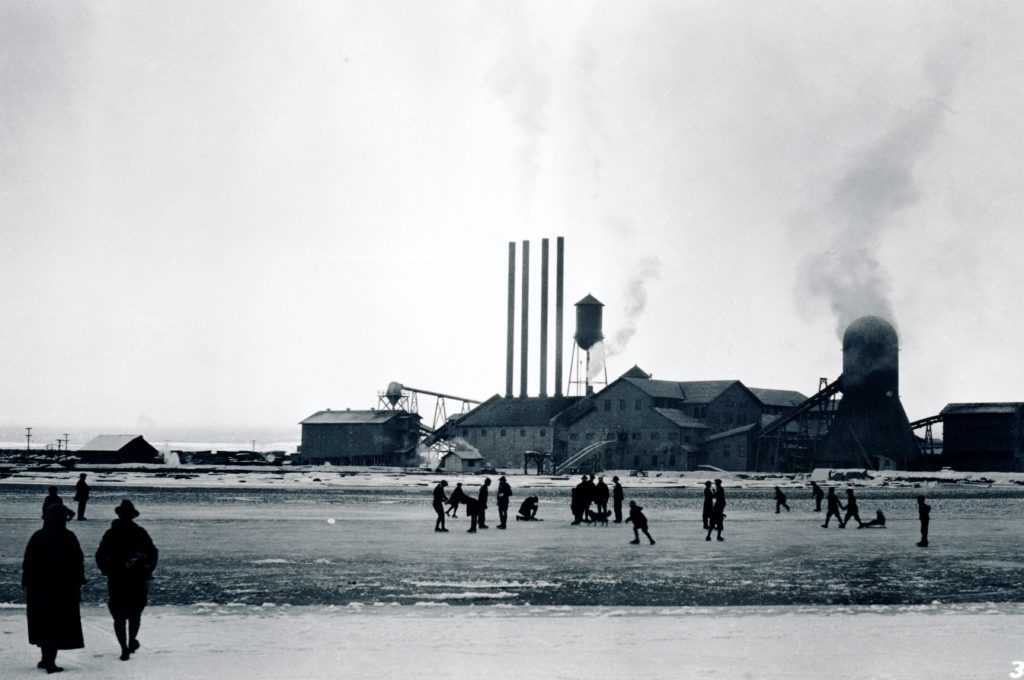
[
  {"left": 477, "top": 477, "right": 491, "bottom": 529},
  {"left": 625, "top": 500, "right": 655, "bottom": 545},
  {"left": 496, "top": 476, "right": 512, "bottom": 529},
  {"left": 706, "top": 479, "right": 726, "bottom": 541},
  {"left": 810, "top": 481, "right": 825, "bottom": 512},
  {"left": 432, "top": 480, "right": 449, "bottom": 532},
  {"left": 774, "top": 486, "right": 790, "bottom": 514},
  {"left": 22, "top": 502, "right": 86, "bottom": 674},
  {"left": 822, "top": 487, "right": 844, "bottom": 528},
  {"left": 448, "top": 483, "right": 479, "bottom": 532},
  {"left": 74, "top": 473, "right": 90, "bottom": 521},
  {"left": 702, "top": 480, "right": 714, "bottom": 529},
  {"left": 594, "top": 476, "right": 610, "bottom": 514},
  {"left": 96, "top": 499, "right": 159, "bottom": 661},
  {"left": 841, "top": 489, "right": 864, "bottom": 528},
  {"left": 916, "top": 495, "right": 931, "bottom": 547},
  {"left": 516, "top": 496, "right": 540, "bottom": 521},
  {"left": 612, "top": 476, "right": 624, "bottom": 523}
]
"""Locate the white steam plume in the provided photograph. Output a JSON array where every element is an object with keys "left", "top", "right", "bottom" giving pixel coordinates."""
[{"left": 586, "top": 256, "right": 661, "bottom": 382}]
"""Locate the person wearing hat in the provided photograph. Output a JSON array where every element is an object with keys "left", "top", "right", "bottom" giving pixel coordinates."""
[
  {"left": 611, "top": 476, "right": 624, "bottom": 523},
  {"left": 496, "top": 476, "right": 513, "bottom": 529},
  {"left": 477, "top": 477, "right": 492, "bottom": 529},
  {"left": 22, "top": 502, "right": 86, "bottom": 673},
  {"left": 594, "top": 476, "right": 610, "bottom": 515},
  {"left": 706, "top": 479, "right": 726, "bottom": 541},
  {"left": 95, "top": 500, "right": 159, "bottom": 661},
  {"left": 41, "top": 486, "right": 75, "bottom": 522},
  {"left": 73, "top": 473, "right": 90, "bottom": 521}
]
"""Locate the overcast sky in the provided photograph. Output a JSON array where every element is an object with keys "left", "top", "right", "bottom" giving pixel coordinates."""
[{"left": 2, "top": 1, "right": 1022, "bottom": 439}]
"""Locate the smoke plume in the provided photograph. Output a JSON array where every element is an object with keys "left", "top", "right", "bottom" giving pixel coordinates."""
[
  {"left": 796, "top": 47, "right": 962, "bottom": 336},
  {"left": 586, "top": 256, "right": 661, "bottom": 382}
]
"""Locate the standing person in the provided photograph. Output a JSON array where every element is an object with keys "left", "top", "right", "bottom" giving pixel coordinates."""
[
  {"left": 841, "top": 489, "right": 864, "bottom": 528},
  {"left": 476, "top": 477, "right": 491, "bottom": 529},
  {"left": 583, "top": 475, "right": 597, "bottom": 515},
  {"left": 612, "top": 476, "right": 624, "bottom": 523},
  {"left": 916, "top": 495, "right": 931, "bottom": 547},
  {"left": 702, "top": 481, "right": 714, "bottom": 529},
  {"left": 625, "top": 500, "right": 655, "bottom": 545},
  {"left": 74, "top": 474, "right": 90, "bottom": 521},
  {"left": 774, "top": 486, "right": 790, "bottom": 513},
  {"left": 571, "top": 476, "right": 588, "bottom": 525},
  {"left": 594, "top": 476, "right": 610, "bottom": 515},
  {"left": 22, "top": 503, "right": 86, "bottom": 674},
  {"left": 42, "top": 486, "right": 75, "bottom": 521},
  {"left": 446, "top": 483, "right": 463, "bottom": 518},
  {"left": 432, "top": 480, "right": 450, "bottom": 532},
  {"left": 822, "top": 487, "right": 844, "bottom": 528},
  {"left": 811, "top": 481, "right": 824, "bottom": 512},
  {"left": 496, "top": 476, "right": 513, "bottom": 529},
  {"left": 706, "top": 479, "right": 726, "bottom": 541},
  {"left": 95, "top": 500, "right": 159, "bottom": 661}
]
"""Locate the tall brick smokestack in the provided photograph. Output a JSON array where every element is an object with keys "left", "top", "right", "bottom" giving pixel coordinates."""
[
  {"left": 539, "top": 238, "right": 549, "bottom": 397},
  {"left": 505, "top": 242, "right": 516, "bottom": 398},
  {"left": 520, "top": 240, "right": 530, "bottom": 398},
  {"left": 555, "top": 236, "right": 564, "bottom": 397}
]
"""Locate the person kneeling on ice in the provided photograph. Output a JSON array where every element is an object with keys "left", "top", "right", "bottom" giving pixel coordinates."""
[
  {"left": 516, "top": 496, "right": 540, "bottom": 521},
  {"left": 859, "top": 510, "right": 886, "bottom": 528},
  {"left": 625, "top": 500, "right": 655, "bottom": 545}
]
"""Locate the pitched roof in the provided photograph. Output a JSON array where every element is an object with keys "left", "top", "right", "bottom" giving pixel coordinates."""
[
  {"left": 300, "top": 409, "right": 416, "bottom": 425},
  {"left": 674, "top": 380, "right": 740, "bottom": 403},
  {"left": 442, "top": 449, "right": 483, "bottom": 461},
  {"left": 747, "top": 387, "right": 809, "bottom": 409},
  {"left": 620, "top": 365, "right": 652, "bottom": 379},
  {"left": 652, "top": 408, "right": 711, "bottom": 430},
  {"left": 622, "top": 378, "right": 687, "bottom": 399},
  {"left": 79, "top": 435, "right": 148, "bottom": 452},
  {"left": 941, "top": 402, "right": 1024, "bottom": 416},
  {"left": 456, "top": 395, "right": 581, "bottom": 427}
]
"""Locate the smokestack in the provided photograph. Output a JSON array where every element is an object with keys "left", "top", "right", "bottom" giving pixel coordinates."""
[
  {"left": 505, "top": 242, "right": 516, "bottom": 398},
  {"left": 555, "top": 236, "right": 564, "bottom": 397},
  {"left": 520, "top": 240, "right": 530, "bottom": 398},
  {"left": 539, "top": 239, "right": 549, "bottom": 397}
]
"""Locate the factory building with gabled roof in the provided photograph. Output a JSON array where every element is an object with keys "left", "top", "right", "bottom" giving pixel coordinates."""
[{"left": 298, "top": 409, "right": 421, "bottom": 466}]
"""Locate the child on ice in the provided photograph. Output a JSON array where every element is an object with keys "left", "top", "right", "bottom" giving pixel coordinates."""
[{"left": 626, "top": 500, "right": 655, "bottom": 545}]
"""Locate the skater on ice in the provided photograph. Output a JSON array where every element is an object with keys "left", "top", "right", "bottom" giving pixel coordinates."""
[
  {"left": 774, "top": 486, "right": 790, "bottom": 514},
  {"left": 706, "top": 479, "right": 726, "bottom": 541},
  {"left": 516, "top": 496, "right": 540, "bottom": 521},
  {"left": 822, "top": 487, "right": 843, "bottom": 528},
  {"left": 860, "top": 509, "right": 886, "bottom": 528},
  {"left": 841, "top": 489, "right": 864, "bottom": 528},
  {"left": 477, "top": 477, "right": 491, "bottom": 529},
  {"left": 626, "top": 500, "right": 655, "bottom": 545},
  {"left": 74, "top": 473, "right": 90, "bottom": 521},
  {"left": 917, "top": 495, "right": 930, "bottom": 547},
  {"left": 432, "top": 480, "right": 450, "bottom": 532},
  {"left": 810, "top": 481, "right": 824, "bottom": 511}
]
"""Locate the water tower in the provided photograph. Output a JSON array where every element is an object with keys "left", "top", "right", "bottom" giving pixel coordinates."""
[
  {"left": 821, "top": 316, "right": 920, "bottom": 469},
  {"left": 567, "top": 294, "right": 607, "bottom": 395}
]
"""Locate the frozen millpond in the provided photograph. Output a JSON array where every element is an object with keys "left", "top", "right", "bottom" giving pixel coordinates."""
[{"left": 2, "top": 474, "right": 1023, "bottom": 677}]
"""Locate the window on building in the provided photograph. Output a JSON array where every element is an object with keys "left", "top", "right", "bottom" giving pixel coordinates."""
[
  {"left": 619, "top": 399, "right": 626, "bottom": 410},
  {"left": 467, "top": 459, "right": 476, "bottom": 467},
  {"left": 500, "top": 429, "right": 506, "bottom": 437},
  {"left": 650, "top": 432, "right": 660, "bottom": 440},
  {"left": 462, "top": 429, "right": 468, "bottom": 437},
  {"left": 632, "top": 432, "right": 641, "bottom": 440},
  {"left": 540, "top": 429, "right": 546, "bottom": 437},
  {"left": 668, "top": 432, "right": 679, "bottom": 441},
  {"left": 604, "top": 400, "right": 611, "bottom": 411},
  {"left": 520, "top": 429, "right": 526, "bottom": 437},
  {"left": 723, "top": 444, "right": 731, "bottom": 457},
  {"left": 635, "top": 398, "right": 643, "bottom": 411},
  {"left": 685, "top": 434, "right": 692, "bottom": 443}
]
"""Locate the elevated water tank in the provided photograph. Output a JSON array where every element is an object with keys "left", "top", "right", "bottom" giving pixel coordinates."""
[
  {"left": 574, "top": 294, "right": 604, "bottom": 351},
  {"left": 841, "top": 315, "right": 899, "bottom": 398},
  {"left": 385, "top": 382, "right": 404, "bottom": 406}
]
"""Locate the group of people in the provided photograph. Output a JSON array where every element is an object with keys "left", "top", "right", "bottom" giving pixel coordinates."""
[
  {"left": 810, "top": 481, "right": 931, "bottom": 544},
  {"left": 701, "top": 479, "right": 727, "bottom": 541},
  {"left": 433, "top": 476, "right": 539, "bottom": 533},
  {"left": 22, "top": 486, "right": 159, "bottom": 673},
  {"left": 569, "top": 474, "right": 624, "bottom": 525}
]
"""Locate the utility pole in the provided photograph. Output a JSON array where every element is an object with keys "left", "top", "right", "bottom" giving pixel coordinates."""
[
  {"left": 25, "top": 427, "right": 32, "bottom": 450},
  {"left": 64, "top": 434, "right": 70, "bottom": 451},
  {"left": 251, "top": 439, "right": 256, "bottom": 453}
]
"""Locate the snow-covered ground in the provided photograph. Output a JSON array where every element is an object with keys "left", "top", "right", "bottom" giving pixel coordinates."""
[{"left": 1, "top": 603, "right": 1021, "bottom": 679}]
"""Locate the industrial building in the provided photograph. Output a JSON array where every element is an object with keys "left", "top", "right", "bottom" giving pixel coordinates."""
[
  {"left": 77, "top": 435, "right": 159, "bottom": 464},
  {"left": 298, "top": 409, "right": 420, "bottom": 466},
  {"left": 938, "top": 403, "right": 1024, "bottom": 472}
]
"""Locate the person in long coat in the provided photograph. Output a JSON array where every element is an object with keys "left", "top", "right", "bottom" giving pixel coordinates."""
[
  {"left": 612, "top": 476, "right": 624, "bottom": 523},
  {"left": 841, "top": 489, "right": 864, "bottom": 528},
  {"left": 594, "top": 476, "right": 610, "bottom": 514},
  {"left": 74, "top": 474, "right": 90, "bottom": 521},
  {"left": 702, "top": 480, "right": 714, "bottom": 529},
  {"left": 705, "top": 479, "right": 726, "bottom": 541},
  {"left": 42, "top": 486, "right": 75, "bottom": 521},
  {"left": 477, "top": 477, "right": 491, "bottom": 529},
  {"left": 496, "top": 476, "right": 513, "bottom": 529},
  {"left": 22, "top": 502, "right": 86, "bottom": 673},
  {"left": 432, "top": 480, "right": 449, "bottom": 532},
  {"left": 96, "top": 499, "right": 159, "bottom": 661}
]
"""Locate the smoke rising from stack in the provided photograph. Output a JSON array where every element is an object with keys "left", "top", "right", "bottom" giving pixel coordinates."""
[
  {"left": 796, "top": 48, "right": 962, "bottom": 337},
  {"left": 586, "top": 256, "right": 661, "bottom": 381}
]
